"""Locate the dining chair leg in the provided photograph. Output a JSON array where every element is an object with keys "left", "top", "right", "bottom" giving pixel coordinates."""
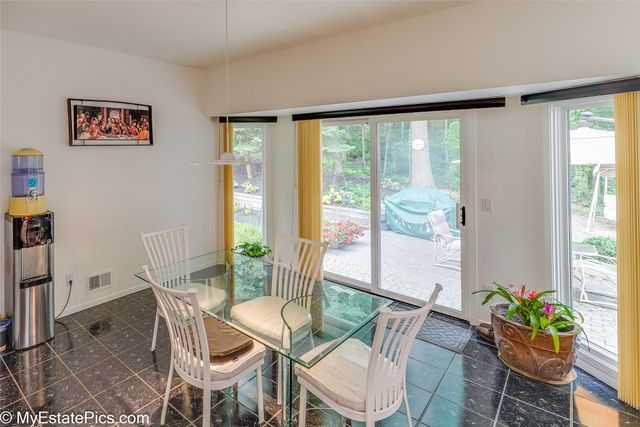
[
  {"left": 151, "top": 309, "right": 160, "bottom": 351},
  {"left": 276, "top": 354, "right": 282, "bottom": 405},
  {"left": 256, "top": 367, "right": 264, "bottom": 423},
  {"left": 161, "top": 359, "right": 174, "bottom": 425},
  {"left": 403, "top": 388, "right": 412, "bottom": 426},
  {"left": 298, "top": 385, "right": 307, "bottom": 427},
  {"left": 202, "top": 382, "right": 211, "bottom": 427}
]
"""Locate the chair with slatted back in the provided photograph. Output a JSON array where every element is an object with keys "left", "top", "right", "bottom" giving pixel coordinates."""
[
  {"left": 144, "top": 266, "right": 265, "bottom": 426},
  {"left": 295, "top": 284, "right": 442, "bottom": 427},
  {"left": 230, "top": 233, "right": 328, "bottom": 403},
  {"left": 140, "top": 225, "right": 226, "bottom": 351},
  {"left": 427, "top": 209, "right": 461, "bottom": 271}
]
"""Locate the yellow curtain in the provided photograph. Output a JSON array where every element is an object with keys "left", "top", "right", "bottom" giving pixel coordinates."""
[
  {"left": 296, "top": 120, "right": 324, "bottom": 331},
  {"left": 220, "top": 122, "right": 234, "bottom": 250},
  {"left": 296, "top": 120, "right": 322, "bottom": 242},
  {"left": 615, "top": 92, "right": 640, "bottom": 409}
]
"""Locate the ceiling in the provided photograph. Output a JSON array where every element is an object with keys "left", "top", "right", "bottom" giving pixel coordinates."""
[{"left": 1, "top": 0, "right": 466, "bottom": 69}]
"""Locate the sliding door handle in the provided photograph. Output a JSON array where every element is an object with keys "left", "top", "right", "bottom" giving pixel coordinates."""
[{"left": 456, "top": 203, "right": 466, "bottom": 228}]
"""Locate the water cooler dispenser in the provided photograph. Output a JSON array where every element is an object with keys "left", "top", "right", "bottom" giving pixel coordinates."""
[{"left": 4, "top": 149, "right": 54, "bottom": 350}]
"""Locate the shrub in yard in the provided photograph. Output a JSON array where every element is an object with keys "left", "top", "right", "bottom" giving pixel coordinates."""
[
  {"left": 234, "top": 222, "right": 261, "bottom": 247},
  {"left": 583, "top": 235, "right": 616, "bottom": 263},
  {"left": 243, "top": 182, "right": 258, "bottom": 194},
  {"left": 323, "top": 220, "right": 365, "bottom": 248}
]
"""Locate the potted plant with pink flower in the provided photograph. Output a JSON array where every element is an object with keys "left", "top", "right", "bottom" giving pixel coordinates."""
[
  {"left": 323, "top": 220, "right": 365, "bottom": 249},
  {"left": 474, "top": 283, "right": 585, "bottom": 384}
]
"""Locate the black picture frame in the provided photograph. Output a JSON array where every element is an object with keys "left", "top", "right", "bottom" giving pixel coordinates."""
[{"left": 67, "top": 98, "right": 153, "bottom": 146}]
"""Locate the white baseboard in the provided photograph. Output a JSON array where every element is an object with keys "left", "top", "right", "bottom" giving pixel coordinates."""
[{"left": 58, "top": 283, "right": 151, "bottom": 318}]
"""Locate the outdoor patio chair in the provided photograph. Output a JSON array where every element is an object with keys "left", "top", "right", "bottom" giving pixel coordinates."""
[
  {"left": 427, "top": 210, "right": 461, "bottom": 271},
  {"left": 578, "top": 255, "right": 617, "bottom": 309}
]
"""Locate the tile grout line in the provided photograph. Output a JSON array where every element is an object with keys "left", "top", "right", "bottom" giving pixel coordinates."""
[
  {"left": 570, "top": 377, "right": 574, "bottom": 425},
  {"left": 498, "top": 380, "right": 573, "bottom": 422},
  {"left": 99, "top": 299, "right": 204, "bottom": 423},
  {"left": 415, "top": 349, "right": 457, "bottom": 425},
  {"left": 47, "top": 341, "right": 110, "bottom": 415},
  {"left": 3, "top": 357, "right": 34, "bottom": 415},
  {"left": 492, "top": 369, "right": 510, "bottom": 427}
]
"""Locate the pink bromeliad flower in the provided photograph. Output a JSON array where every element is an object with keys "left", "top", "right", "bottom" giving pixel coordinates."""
[
  {"left": 513, "top": 286, "right": 526, "bottom": 299},
  {"left": 543, "top": 302, "right": 555, "bottom": 319},
  {"left": 527, "top": 290, "right": 537, "bottom": 300}
]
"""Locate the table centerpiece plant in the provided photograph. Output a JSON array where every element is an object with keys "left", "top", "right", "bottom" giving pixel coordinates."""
[
  {"left": 474, "top": 283, "right": 586, "bottom": 384},
  {"left": 233, "top": 242, "right": 272, "bottom": 260}
]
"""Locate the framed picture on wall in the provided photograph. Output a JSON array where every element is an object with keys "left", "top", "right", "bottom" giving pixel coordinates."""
[{"left": 67, "top": 99, "right": 153, "bottom": 146}]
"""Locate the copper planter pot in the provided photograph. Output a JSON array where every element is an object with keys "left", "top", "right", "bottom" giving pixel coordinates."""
[{"left": 490, "top": 304, "right": 580, "bottom": 384}]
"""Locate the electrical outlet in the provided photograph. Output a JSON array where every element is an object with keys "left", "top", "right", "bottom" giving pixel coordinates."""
[{"left": 66, "top": 273, "right": 74, "bottom": 284}]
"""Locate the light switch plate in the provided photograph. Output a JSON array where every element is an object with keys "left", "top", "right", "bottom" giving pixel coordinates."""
[{"left": 481, "top": 198, "right": 493, "bottom": 212}]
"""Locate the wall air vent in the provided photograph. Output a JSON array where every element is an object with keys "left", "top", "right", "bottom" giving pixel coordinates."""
[{"left": 87, "top": 271, "right": 112, "bottom": 292}]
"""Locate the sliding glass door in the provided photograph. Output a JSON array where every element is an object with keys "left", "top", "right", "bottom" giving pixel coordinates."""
[
  {"left": 375, "top": 117, "right": 462, "bottom": 312},
  {"left": 321, "top": 113, "right": 469, "bottom": 318}
]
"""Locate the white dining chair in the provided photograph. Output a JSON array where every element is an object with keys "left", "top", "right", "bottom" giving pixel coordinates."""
[
  {"left": 140, "top": 225, "right": 226, "bottom": 351},
  {"left": 295, "top": 284, "right": 443, "bottom": 427},
  {"left": 144, "top": 266, "right": 266, "bottom": 426},
  {"left": 230, "top": 233, "right": 328, "bottom": 403}
]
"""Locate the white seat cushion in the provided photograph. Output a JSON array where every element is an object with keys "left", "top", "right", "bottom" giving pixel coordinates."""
[
  {"left": 295, "top": 338, "right": 371, "bottom": 411},
  {"left": 229, "top": 296, "right": 311, "bottom": 344},
  {"left": 176, "top": 340, "right": 266, "bottom": 383},
  {"left": 160, "top": 281, "right": 226, "bottom": 315},
  {"left": 209, "top": 340, "right": 266, "bottom": 382}
]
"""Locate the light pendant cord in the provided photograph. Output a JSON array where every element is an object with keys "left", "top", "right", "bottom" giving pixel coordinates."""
[{"left": 225, "top": 0, "right": 230, "bottom": 134}]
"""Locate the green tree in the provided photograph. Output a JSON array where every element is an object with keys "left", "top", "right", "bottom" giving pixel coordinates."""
[
  {"left": 569, "top": 107, "right": 614, "bottom": 130},
  {"left": 233, "top": 127, "right": 262, "bottom": 179},
  {"left": 322, "top": 126, "right": 354, "bottom": 186}
]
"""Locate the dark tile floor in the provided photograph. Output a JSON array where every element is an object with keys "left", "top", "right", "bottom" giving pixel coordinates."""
[{"left": 0, "top": 288, "right": 638, "bottom": 426}]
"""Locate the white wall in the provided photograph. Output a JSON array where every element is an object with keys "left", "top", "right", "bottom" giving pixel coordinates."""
[
  {"left": 265, "top": 116, "right": 296, "bottom": 246},
  {"left": 473, "top": 98, "right": 547, "bottom": 321},
  {"left": 204, "top": 1, "right": 640, "bottom": 115},
  {"left": 0, "top": 30, "right": 218, "bottom": 316}
]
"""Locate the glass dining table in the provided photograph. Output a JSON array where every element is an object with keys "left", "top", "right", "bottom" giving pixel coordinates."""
[{"left": 135, "top": 250, "right": 392, "bottom": 425}]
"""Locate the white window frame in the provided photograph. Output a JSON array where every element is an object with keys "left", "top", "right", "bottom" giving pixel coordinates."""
[
  {"left": 320, "top": 111, "right": 477, "bottom": 322},
  {"left": 233, "top": 123, "right": 268, "bottom": 245},
  {"left": 546, "top": 96, "right": 618, "bottom": 388}
]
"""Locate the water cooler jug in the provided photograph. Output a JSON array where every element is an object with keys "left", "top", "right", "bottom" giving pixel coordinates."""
[
  {"left": 9, "top": 148, "right": 47, "bottom": 217},
  {"left": 4, "top": 149, "right": 54, "bottom": 350}
]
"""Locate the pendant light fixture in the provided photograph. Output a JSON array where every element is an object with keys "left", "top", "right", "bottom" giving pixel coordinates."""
[{"left": 190, "top": 0, "right": 260, "bottom": 167}]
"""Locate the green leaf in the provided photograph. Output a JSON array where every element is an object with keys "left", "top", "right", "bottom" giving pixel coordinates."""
[
  {"left": 529, "top": 314, "right": 540, "bottom": 341},
  {"left": 548, "top": 325, "right": 560, "bottom": 353},
  {"left": 506, "top": 303, "right": 518, "bottom": 319},
  {"left": 481, "top": 291, "right": 498, "bottom": 305}
]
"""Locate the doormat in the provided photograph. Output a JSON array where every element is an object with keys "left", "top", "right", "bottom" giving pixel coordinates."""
[{"left": 387, "top": 301, "right": 472, "bottom": 352}]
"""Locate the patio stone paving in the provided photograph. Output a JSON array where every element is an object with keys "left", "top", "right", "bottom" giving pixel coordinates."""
[{"left": 325, "top": 229, "right": 461, "bottom": 311}]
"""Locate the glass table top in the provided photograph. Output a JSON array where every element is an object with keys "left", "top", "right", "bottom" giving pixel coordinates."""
[{"left": 135, "top": 250, "right": 391, "bottom": 368}]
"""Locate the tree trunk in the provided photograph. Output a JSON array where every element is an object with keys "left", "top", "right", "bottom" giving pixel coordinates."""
[
  {"left": 410, "top": 121, "right": 435, "bottom": 188},
  {"left": 383, "top": 124, "right": 390, "bottom": 176},
  {"left": 361, "top": 126, "right": 366, "bottom": 170},
  {"left": 244, "top": 155, "right": 253, "bottom": 179},
  {"left": 333, "top": 154, "right": 343, "bottom": 187}
]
